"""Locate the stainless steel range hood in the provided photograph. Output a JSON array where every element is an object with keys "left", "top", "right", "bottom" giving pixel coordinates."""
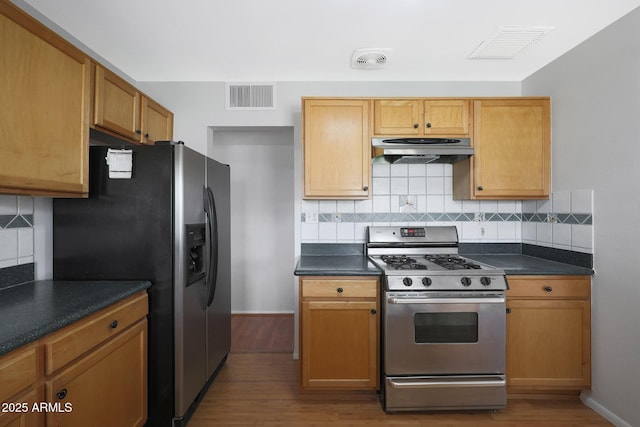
[{"left": 372, "top": 137, "right": 473, "bottom": 164}]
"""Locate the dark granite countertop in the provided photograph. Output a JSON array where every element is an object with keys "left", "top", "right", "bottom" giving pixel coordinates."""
[
  {"left": 464, "top": 254, "right": 594, "bottom": 276},
  {"left": 295, "top": 255, "right": 382, "bottom": 276},
  {"left": 294, "top": 243, "right": 593, "bottom": 278},
  {"left": 0, "top": 280, "right": 151, "bottom": 356}
]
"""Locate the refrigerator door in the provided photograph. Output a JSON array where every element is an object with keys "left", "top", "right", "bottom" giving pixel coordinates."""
[
  {"left": 174, "top": 145, "right": 208, "bottom": 418},
  {"left": 205, "top": 158, "right": 232, "bottom": 378}
]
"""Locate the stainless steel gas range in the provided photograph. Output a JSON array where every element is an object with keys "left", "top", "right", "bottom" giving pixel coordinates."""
[{"left": 366, "top": 226, "right": 508, "bottom": 412}]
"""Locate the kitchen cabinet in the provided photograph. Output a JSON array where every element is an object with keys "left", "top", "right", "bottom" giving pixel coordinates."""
[
  {"left": 0, "top": 1, "right": 91, "bottom": 197},
  {"left": 0, "top": 345, "right": 43, "bottom": 427},
  {"left": 0, "top": 291, "right": 147, "bottom": 427},
  {"left": 373, "top": 99, "right": 471, "bottom": 136},
  {"left": 94, "top": 65, "right": 173, "bottom": 145},
  {"left": 453, "top": 98, "right": 550, "bottom": 199},
  {"left": 506, "top": 276, "right": 591, "bottom": 394},
  {"left": 299, "top": 276, "right": 379, "bottom": 390},
  {"left": 302, "top": 98, "right": 371, "bottom": 199},
  {"left": 43, "top": 291, "right": 147, "bottom": 427}
]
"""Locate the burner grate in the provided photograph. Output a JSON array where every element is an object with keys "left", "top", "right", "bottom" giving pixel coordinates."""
[
  {"left": 381, "top": 255, "right": 428, "bottom": 270},
  {"left": 424, "top": 255, "right": 482, "bottom": 270}
]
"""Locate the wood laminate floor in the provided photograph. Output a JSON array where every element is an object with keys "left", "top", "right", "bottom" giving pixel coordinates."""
[{"left": 188, "top": 314, "right": 612, "bottom": 426}]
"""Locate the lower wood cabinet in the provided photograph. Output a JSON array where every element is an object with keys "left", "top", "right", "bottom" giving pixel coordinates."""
[
  {"left": 506, "top": 276, "right": 591, "bottom": 394},
  {"left": 0, "top": 345, "right": 43, "bottom": 427},
  {"left": 0, "top": 291, "right": 148, "bottom": 427},
  {"left": 299, "top": 276, "right": 379, "bottom": 390}
]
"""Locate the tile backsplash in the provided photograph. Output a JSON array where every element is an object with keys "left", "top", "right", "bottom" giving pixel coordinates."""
[
  {"left": 0, "top": 195, "right": 35, "bottom": 269},
  {"left": 300, "top": 163, "right": 594, "bottom": 254}
]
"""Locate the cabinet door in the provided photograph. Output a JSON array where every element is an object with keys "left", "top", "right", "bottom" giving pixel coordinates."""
[
  {"left": 424, "top": 99, "right": 470, "bottom": 136},
  {"left": 301, "top": 300, "right": 378, "bottom": 389},
  {"left": 0, "top": 388, "right": 42, "bottom": 427},
  {"left": 94, "top": 65, "right": 141, "bottom": 142},
  {"left": 0, "top": 4, "right": 90, "bottom": 196},
  {"left": 45, "top": 320, "right": 147, "bottom": 427},
  {"left": 373, "top": 99, "right": 421, "bottom": 135},
  {"left": 472, "top": 98, "right": 550, "bottom": 199},
  {"left": 140, "top": 97, "right": 173, "bottom": 144},
  {"left": 303, "top": 99, "right": 370, "bottom": 199},
  {"left": 506, "top": 299, "right": 590, "bottom": 391}
]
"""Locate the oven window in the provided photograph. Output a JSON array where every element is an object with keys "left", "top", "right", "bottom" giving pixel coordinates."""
[{"left": 414, "top": 312, "right": 478, "bottom": 343}]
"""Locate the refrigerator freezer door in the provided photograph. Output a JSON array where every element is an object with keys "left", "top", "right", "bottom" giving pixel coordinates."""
[
  {"left": 174, "top": 145, "right": 208, "bottom": 418},
  {"left": 205, "top": 158, "right": 232, "bottom": 379}
]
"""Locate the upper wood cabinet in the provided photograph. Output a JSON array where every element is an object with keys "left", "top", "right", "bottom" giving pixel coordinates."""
[
  {"left": 0, "top": 1, "right": 90, "bottom": 197},
  {"left": 453, "top": 98, "right": 550, "bottom": 200},
  {"left": 141, "top": 96, "right": 174, "bottom": 145},
  {"left": 94, "top": 65, "right": 173, "bottom": 145},
  {"left": 303, "top": 98, "right": 371, "bottom": 199},
  {"left": 373, "top": 99, "right": 471, "bottom": 137}
]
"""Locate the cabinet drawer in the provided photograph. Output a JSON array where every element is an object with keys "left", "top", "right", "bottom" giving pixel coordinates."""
[
  {"left": 301, "top": 277, "right": 378, "bottom": 298},
  {"left": 507, "top": 276, "right": 590, "bottom": 299},
  {"left": 0, "top": 344, "right": 37, "bottom": 403},
  {"left": 44, "top": 292, "right": 148, "bottom": 375}
]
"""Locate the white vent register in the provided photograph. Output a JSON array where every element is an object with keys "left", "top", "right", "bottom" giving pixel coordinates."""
[{"left": 226, "top": 83, "right": 276, "bottom": 110}]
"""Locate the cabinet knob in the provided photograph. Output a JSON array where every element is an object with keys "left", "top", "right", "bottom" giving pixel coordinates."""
[
  {"left": 144, "top": 133, "right": 150, "bottom": 138},
  {"left": 370, "top": 309, "right": 377, "bottom": 315},
  {"left": 110, "top": 320, "right": 119, "bottom": 329},
  {"left": 426, "top": 122, "right": 432, "bottom": 128},
  {"left": 477, "top": 186, "right": 484, "bottom": 191},
  {"left": 363, "top": 185, "right": 369, "bottom": 191},
  {"left": 544, "top": 286, "right": 553, "bottom": 293},
  {"left": 413, "top": 123, "right": 419, "bottom": 129},
  {"left": 56, "top": 388, "right": 68, "bottom": 400},
  {"left": 337, "top": 287, "right": 344, "bottom": 293},
  {"left": 135, "top": 129, "right": 142, "bottom": 134},
  {"left": 506, "top": 308, "right": 512, "bottom": 314}
]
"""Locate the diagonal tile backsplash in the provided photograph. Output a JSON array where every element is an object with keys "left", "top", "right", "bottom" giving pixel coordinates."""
[
  {"left": 0, "top": 195, "right": 35, "bottom": 269},
  {"left": 300, "top": 163, "right": 594, "bottom": 254}
]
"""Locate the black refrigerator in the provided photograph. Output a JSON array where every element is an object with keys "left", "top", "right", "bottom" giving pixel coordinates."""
[{"left": 53, "top": 142, "right": 231, "bottom": 427}]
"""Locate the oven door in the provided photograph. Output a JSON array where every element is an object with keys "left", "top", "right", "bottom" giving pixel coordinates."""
[{"left": 384, "top": 291, "right": 505, "bottom": 375}]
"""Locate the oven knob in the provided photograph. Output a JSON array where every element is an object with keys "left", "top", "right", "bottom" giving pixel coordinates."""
[
  {"left": 422, "top": 277, "right": 432, "bottom": 287},
  {"left": 480, "top": 277, "right": 492, "bottom": 287},
  {"left": 402, "top": 277, "right": 413, "bottom": 287},
  {"left": 461, "top": 277, "right": 472, "bottom": 287}
]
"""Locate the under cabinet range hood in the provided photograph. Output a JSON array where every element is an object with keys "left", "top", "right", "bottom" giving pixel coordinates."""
[{"left": 372, "top": 137, "right": 473, "bottom": 164}]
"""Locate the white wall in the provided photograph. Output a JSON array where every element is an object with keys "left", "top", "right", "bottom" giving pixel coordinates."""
[
  {"left": 523, "top": 8, "right": 640, "bottom": 427},
  {"left": 209, "top": 127, "right": 295, "bottom": 313}
]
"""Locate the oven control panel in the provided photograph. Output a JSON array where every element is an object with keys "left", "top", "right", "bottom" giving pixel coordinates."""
[
  {"left": 386, "top": 274, "right": 508, "bottom": 291},
  {"left": 400, "top": 227, "right": 426, "bottom": 237}
]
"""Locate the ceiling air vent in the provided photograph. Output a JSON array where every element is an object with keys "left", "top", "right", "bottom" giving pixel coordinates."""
[
  {"left": 468, "top": 26, "right": 554, "bottom": 59},
  {"left": 351, "top": 48, "right": 393, "bottom": 69},
  {"left": 226, "top": 83, "right": 276, "bottom": 110}
]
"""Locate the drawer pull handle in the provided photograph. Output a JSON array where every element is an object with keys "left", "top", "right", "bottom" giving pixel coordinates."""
[
  {"left": 544, "top": 286, "right": 553, "bottom": 293},
  {"left": 337, "top": 287, "right": 344, "bottom": 293},
  {"left": 370, "top": 309, "right": 377, "bottom": 315},
  {"left": 56, "top": 389, "right": 68, "bottom": 400},
  {"left": 110, "top": 320, "right": 119, "bottom": 329}
]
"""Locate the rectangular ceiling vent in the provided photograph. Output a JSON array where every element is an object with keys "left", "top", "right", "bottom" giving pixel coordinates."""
[
  {"left": 226, "top": 83, "right": 276, "bottom": 110},
  {"left": 468, "top": 25, "right": 554, "bottom": 59}
]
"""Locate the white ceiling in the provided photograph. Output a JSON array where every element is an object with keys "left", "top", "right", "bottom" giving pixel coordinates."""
[{"left": 20, "top": 0, "right": 640, "bottom": 82}]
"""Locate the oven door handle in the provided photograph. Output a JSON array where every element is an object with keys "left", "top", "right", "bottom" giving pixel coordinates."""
[
  {"left": 387, "top": 297, "right": 505, "bottom": 304},
  {"left": 388, "top": 378, "right": 506, "bottom": 389}
]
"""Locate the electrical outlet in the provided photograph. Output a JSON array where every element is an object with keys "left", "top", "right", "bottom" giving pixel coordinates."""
[{"left": 305, "top": 211, "right": 318, "bottom": 224}]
